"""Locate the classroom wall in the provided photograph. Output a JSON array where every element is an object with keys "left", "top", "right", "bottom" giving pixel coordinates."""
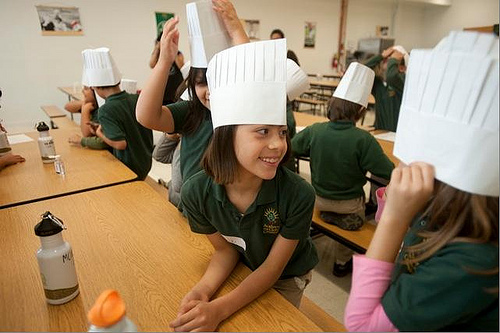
[
  {"left": 422, "top": 0, "right": 499, "bottom": 47},
  {"left": 346, "top": 0, "right": 427, "bottom": 53},
  {"left": 0, "top": 0, "right": 497, "bottom": 133}
]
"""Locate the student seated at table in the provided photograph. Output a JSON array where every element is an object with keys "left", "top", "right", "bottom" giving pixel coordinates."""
[
  {"left": 136, "top": 0, "right": 249, "bottom": 206},
  {"left": 364, "top": 45, "right": 408, "bottom": 132},
  {"left": 345, "top": 30, "right": 498, "bottom": 332},
  {"left": 67, "top": 85, "right": 109, "bottom": 150},
  {"left": 292, "top": 63, "right": 394, "bottom": 277},
  {"left": 81, "top": 47, "right": 153, "bottom": 180},
  {"left": 171, "top": 40, "right": 318, "bottom": 332}
]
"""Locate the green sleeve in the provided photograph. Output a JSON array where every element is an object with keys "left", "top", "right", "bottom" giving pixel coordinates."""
[
  {"left": 80, "top": 136, "right": 109, "bottom": 150},
  {"left": 98, "top": 105, "right": 126, "bottom": 141},
  {"left": 382, "top": 242, "right": 499, "bottom": 331},
  {"left": 166, "top": 100, "right": 190, "bottom": 134},
  {"left": 291, "top": 125, "right": 312, "bottom": 157},
  {"left": 279, "top": 174, "right": 315, "bottom": 240},
  {"left": 360, "top": 135, "right": 394, "bottom": 180},
  {"left": 385, "top": 58, "right": 405, "bottom": 93},
  {"left": 180, "top": 172, "right": 217, "bottom": 235},
  {"left": 364, "top": 54, "right": 383, "bottom": 69}
]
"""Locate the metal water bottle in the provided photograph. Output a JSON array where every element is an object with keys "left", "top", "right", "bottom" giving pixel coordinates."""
[
  {"left": 34, "top": 211, "right": 79, "bottom": 305},
  {"left": 88, "top": 290, "right": 138, "bottom": 332},
  {"left": 36, "top": 121, "right": 56, "bottom": 163}
]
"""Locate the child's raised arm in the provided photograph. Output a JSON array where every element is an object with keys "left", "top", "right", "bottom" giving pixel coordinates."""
[
  {"left": 366, "top": 162, "right": 434, "bottom": 263},
  {"left": 136, "top": 17, "right": 179, "bottom": 133}
]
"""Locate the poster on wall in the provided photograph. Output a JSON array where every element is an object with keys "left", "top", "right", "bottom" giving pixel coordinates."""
[
  {"left": 304, "top": 22, "right": 316, "bottom": 48},
  {"left": 376, "top": 25, "right": 389, "bottom": 37},
  {"left": 36, "top": 5, "right": 83, "bottom": 36},
  {"left": 155, "top": 12, "right": 175, "bottom": 37}
]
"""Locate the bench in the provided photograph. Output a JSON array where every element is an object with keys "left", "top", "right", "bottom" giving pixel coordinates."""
[
  {"left": 50, "top": 116, "right": 79, "bottom": 130},
  {"left": 312, "top": 207, "right": 375, "bottom": 254},
  {"left": 294, "top": 97, "right": 327, "bottom": 115},
  {"left": 41, "top": 105, "right": 67, "bottom": 129},
  {"left": 40, "top": 105, "right": 66, "bottom": 118},
  {"left": 300, "top": 296, "right": 346, "bottom": 332}
]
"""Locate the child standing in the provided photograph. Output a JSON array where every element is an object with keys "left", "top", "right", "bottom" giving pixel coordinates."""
[
  {"left": 292, "top": 62, "right": 394, "bottom": 277},
  {"left": 345, "top": 31, "right": 499, "bottom": 331},
  {"left": 81, "top": 47, "right": 153, "bottom": 180},
  {"left": 170, "top": 39, "right": 318, "bottom": 332},
  {"left": 364, "top": 45, "right": 408, "bottom": 132}
]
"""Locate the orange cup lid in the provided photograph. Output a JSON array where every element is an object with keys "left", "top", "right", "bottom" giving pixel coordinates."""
[{"left": 88, "top": 289, "right": 126, "bottom": 327}]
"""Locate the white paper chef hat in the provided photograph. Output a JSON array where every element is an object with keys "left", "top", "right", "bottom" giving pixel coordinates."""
[
  {"left": 393, "top": 45, "right": 409, "bottom": 66},
  {"left": 207, "top": 39, "right": 287, "bottom": 129},
  {"left": 286, "top": 59, "right": 310, "bottom": 101},
  {"left": 120, "top": 79, "right": 137, "bottom": 94},
  {"left": 394, "top": 31, "right": 499, "bottom": 196},
  {"left": 333, "top": 62, "right": 375, "bottom": 108},
  {"left": 186, "top": 0, "right": 232, "bottom": 68},
  {"left": 81, "top": 47, "right": 122, "bottom": 87}
]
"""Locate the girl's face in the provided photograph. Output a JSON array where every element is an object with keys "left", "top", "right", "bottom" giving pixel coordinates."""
[
  {"left": 233, "top": 124, "right": 288, "bottom": 181},
  {"left": 195, "top": 82, "right": 210, "bottom": 110}
]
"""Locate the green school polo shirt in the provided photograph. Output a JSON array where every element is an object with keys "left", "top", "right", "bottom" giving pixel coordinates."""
[
  {"left": 168, "top": 101, "right": 213, "bottom": 182},
  {"left": 181, "top": 167, "right": 319, "bottom": 278},
  {"left": 291, "top": 121, "right": 394, "bottom": 200},
  {"left": 364, "top": 55, "right": 405, "bottom": 132},
  {"left": 98, "top": 91, "right": 153, "bottom": 180},
  {"left": 382, "top": 219, "right": 499, "bottom": 331}
]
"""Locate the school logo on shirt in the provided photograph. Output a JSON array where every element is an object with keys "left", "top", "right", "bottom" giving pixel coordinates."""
[{"left": 263, "top": 208, "right": 281, "bottom": 234}]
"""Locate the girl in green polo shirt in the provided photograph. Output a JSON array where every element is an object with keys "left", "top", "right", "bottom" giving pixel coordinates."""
[
  {"left": 170, "top": 40, "right": 319, "bottom": 332},
  {"left": 136, "top": 1, "right": 249, "bottom": 203},
  {"left": 344, "top": 31, "right": 499, "bottom": 331}
]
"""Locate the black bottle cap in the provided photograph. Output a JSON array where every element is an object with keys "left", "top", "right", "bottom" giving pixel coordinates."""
[
  {"left": 34, "top": 211, "right": 66, "bottom": 237},
  {"left": 36, "top": 122, "right": 50, "bottom": 132}
]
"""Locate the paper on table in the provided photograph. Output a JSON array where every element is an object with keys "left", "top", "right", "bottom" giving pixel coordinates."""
[
  {"left": 296, "top": 126, "right": 305, "bottom": 133},
  {"left": 374, "top": 131, "right": 396, "bottom": 142},
  {"left": 7, "top": 134, "right": 33, "bottom": 145}
]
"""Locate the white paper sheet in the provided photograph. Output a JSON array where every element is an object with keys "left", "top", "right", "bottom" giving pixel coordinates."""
[
  {"left": 296, "top": 126, "right": 305, "bottom": 133},
  {"left": 7, "top": 134, "right": 33, "bottom": 145},
  {"left": 374, "top": 131, "right": 396, "bottom": 142}
]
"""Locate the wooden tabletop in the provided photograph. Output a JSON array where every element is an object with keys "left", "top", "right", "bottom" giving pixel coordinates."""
[
  {"left": 0, "top": 182, "right": 320, "bottom": 332},
  {"left": 293, "top": 112, "right": 398, "bottom": 165},
  {"left": 58, "top": 86, "right": 84, "bottom": 101},
  {"left": 0, "top": 128, "right": 137, "bottom": 209}
]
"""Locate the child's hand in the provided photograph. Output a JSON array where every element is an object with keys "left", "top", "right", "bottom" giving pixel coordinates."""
[
  {"left": 381, "top": 162, "right": 435, "bottom": 226},
  {"left": 178, "top": 289, "right": 210, "bottom": 315},
  {"left": 212, "top": 0, "right": 249, "bottom": 44},
  {"left": 159, "top": 16, "right": 179, "bottom": 67},
  {"left": 213, "top": 0, "right": 238, "bottom": 31},
  {"left": 68, "top": 134, "right": 82, "bottom": 145},
  {"left": 382, "top": 47, "right": 394, "bottom": 59},
  {"left": 0, "top": 153, "right": 25, "bottom": 168},
  {"left": 390, "top": 50, "right": 404, "bottom": 62},
  {"left": 95, "top": 125, "right": 104, "bottom": 139},
  {"left": 169, "top": 300, "right": 222, "bottom": 332}
]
